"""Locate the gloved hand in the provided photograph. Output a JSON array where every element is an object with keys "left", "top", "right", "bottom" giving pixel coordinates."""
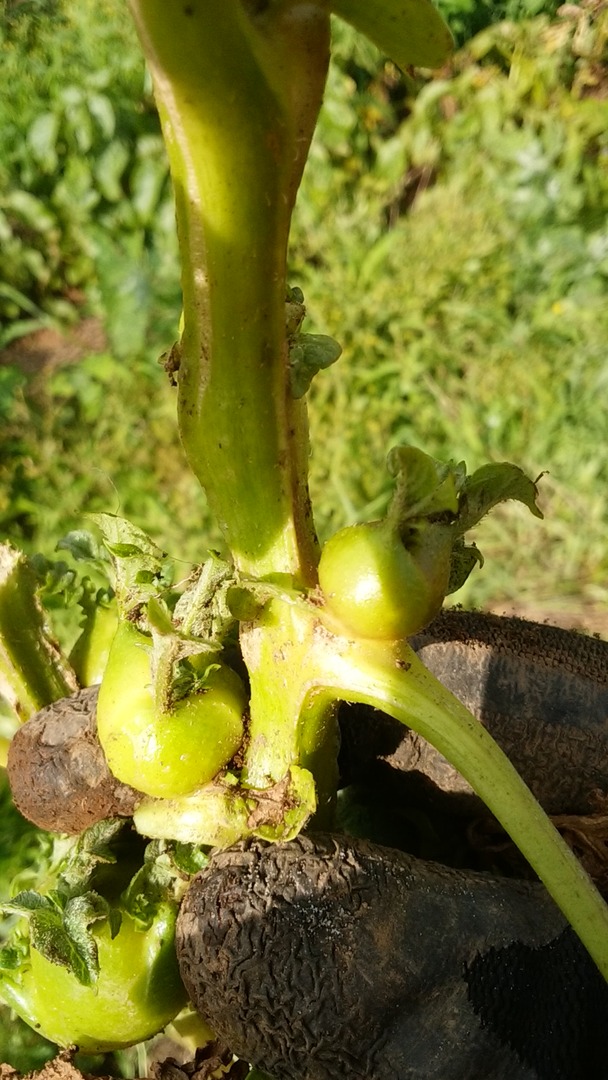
[
  {"left": 175, "top": 612, "right": 608, "bottom": 1080},
  {"left": 177, "top": 832, "right": 607, "bottom": 1080}
]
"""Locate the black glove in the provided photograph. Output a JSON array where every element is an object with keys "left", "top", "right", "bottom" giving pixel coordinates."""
[
  {"left": 176, "top": 613, "right": 608, "bottom": 1080},
  {"left": 177, "top": 832, "right": 608, "bottom": 1080}
]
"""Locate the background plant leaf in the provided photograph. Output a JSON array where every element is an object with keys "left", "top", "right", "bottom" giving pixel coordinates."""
[{"left": 331, "top": 0, "right": 454, "bottom": 70}]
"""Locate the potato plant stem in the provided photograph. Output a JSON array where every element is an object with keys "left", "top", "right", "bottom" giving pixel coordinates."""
[
  {"left": 240, "top": 596, "right": 340, "bottom": 826},
  {"left": 0, "top": 544, "right": 77, "bottom": 721},
  {"left": 127, "top": 1, "right": 330, "bottom": 585},
  {"left": 243, "top": 599, "right": 608, "bottom": 982}
]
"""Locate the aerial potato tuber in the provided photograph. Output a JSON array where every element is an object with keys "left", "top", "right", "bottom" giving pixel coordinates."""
[{"left": 7, "top": 687, "right": 140, "bottom": 834}]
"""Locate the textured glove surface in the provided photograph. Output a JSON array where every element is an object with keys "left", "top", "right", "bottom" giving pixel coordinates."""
[{"left": 177, "top": 834, "right": 608, "bottom": 1080}]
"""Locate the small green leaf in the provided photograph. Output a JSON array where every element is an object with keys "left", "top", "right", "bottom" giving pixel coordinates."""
[
  {"left": 122, "top": 839, "right": 197, "bottom": 925},
  {"left": 95, "top": 140, "right": 130, "bottom": 202},
  {"left": 91, "top": 514, "right": 166, "bottom": 560},
  {"left": 172, "top": 554, "right": 235, "bottom": 639},
  {"left": 289, "top": 333, "right": 342, "bottom": 398},
  {"left": 285, "top": 285, "right": 306, "bottom": 338},
  {"left": 456, "top": 463, "right": 544, "bottom": 536},
  {"left": 387, "top": 446, "right": 459, "bottom": 523},
  {"left": 330, "top": 0, "right": 453, "bottom": 71},
  {"left": 122, "top": 861, "right": 174, "bottom": 929},
  {"left": 27, "top": 909, "right": 66, "bottom": 960},
  {"left": 57, "top": 818, "right": 124, "bottom": 895},
  {"left": 89, "top": 513, "right": 172, "bottom": 616},
  {"left": 28, "top": 554, "right": 78, "bottom": 603},
  {"left": 74, "top": 817, "right": 126, "bottom": 862},
  {"left": 2, "top": 891, "right": 56, "bottom": 918},
  {"left": 447, "top": 539, "right": 484, "bottom": 595},
  {"left": 0, "top": 944, "right": 27, "bottom": 972},
  {"left": 3, "top": 823, "right": 142, "bottom": 986},
  {"left": 169, "top": 842, "right": 210, "bottom": 879},
  {"left": 27, "top": 112, "right": 59, "bottom": 172},
  {"left": 105, "top": 543, "right": 146, "bottom": 559},
  {"left": 62, "top": 893, "right": 114, "bottom": 984},
  {"left": 130, "top": 155, "right": 167, "bottom": 226},
  {"left": 24, "top": 891, "right": 115, "bottom": 987},
  {"left": 88, "top": 92, "right": 116, "bottom": 140},
  {"left": 5, "top": 190, "right": 57, "bottom": 234},
  {"left": 56, "top": 530, "right": 106, "bottom": 566}
]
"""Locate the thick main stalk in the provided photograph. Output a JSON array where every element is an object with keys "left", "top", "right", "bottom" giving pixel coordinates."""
[{"left": 128, "top": 1, "right": 330, "bottom": 583}]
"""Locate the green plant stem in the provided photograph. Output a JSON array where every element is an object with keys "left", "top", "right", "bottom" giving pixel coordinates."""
[
  {"left": 0, "top": 544, "right": 77, "bottom": 721},
  {"left": 127, "top": 1, "right": 330, "bottom": 584},
  {"left": 310, "top": 624, "right": 608, "bottom": 981},
  {"left": 240, "top": 595, "right": 339, "bottom": 827}
]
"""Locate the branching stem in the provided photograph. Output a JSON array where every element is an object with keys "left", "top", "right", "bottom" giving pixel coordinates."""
[{"left": 309, "top": 625, "right": 608, "bottom": 981}]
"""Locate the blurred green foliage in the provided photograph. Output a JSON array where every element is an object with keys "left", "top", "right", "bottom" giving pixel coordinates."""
[
  {"left": 0, "top": 352, "right": 216, "bottom": 568},
  {"left": 0, "top": 0, "right": 179, "bottom": 350},
  {"left": 296, "top": 3, "right": 608, "bottom": 614},
  {"left": 435, "top": 0, "right": 563, "bottom": 46},
  {"left": 0, "top": 0, "right": 607, "bottom": 623}
]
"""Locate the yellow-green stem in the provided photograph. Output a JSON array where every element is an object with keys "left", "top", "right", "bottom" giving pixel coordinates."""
[
  {"left": 312, "top": 627, "right": 608, "bottom": 981},
  {"left": 127, "top": 1, "right": 329, "bottom": 584},
  {"left": 240, "top": 597, "right": 339, "bottom": 826}
]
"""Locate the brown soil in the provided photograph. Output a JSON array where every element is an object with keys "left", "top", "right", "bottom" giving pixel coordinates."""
[
  {"left": 487, "top": 602, "right": 608, "bottom": 639},
  {"left": 0, "top": 318, "right": 107, "bottom": 375},
  {"left": 0, "top": 1046, "right": 249, "bottom": 1080},
  {"left": 0, "top": 1052, "right": 112, "bottom": 1080}
]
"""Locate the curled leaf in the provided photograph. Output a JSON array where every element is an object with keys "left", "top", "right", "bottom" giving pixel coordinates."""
[
  {"left": 381, "top": 447, "right": 544, "bottom": 596},
  {"left": 387, "top": 445, "right": 459, "bottom": 523},
  {"left": 89, "top": 513, "right": 172, "bottom": 617},
  {"left": 447, "top": 539, "right": 484, "bottom": 595},
  {"left": 456, "top": 463, "right": 544, "bottom": 537},
  {"left": 330, "top": 0, "right": 453, "bottom": 71}
]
